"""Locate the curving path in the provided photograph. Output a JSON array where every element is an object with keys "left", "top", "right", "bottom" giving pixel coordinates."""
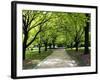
[{"left": 35, "top": 48, "right": 78, "bottom": 69}]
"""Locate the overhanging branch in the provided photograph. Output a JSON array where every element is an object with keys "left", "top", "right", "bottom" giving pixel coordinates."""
[
  {"left": 28, "top": 18, "right": 51, "bottom": 32},
  {"left": 26, "top": 30, "right": 41, "bottom": 48}
]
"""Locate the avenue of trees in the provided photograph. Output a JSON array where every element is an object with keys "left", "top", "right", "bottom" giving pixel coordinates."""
[{"left": 22, "top": 10, "right": 90, "bottom": 60}]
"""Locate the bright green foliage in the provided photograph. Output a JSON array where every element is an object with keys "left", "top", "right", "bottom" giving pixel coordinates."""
[{"left": 22, "top": 10, "right": 90, "bottom": 55}]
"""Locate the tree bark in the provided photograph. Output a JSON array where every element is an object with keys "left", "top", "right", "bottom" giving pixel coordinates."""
[
  {"left": 84, "top": 14, "right": 89, "bottom": 54},
  {"left": 44, "top": 42, "right": 47, "bottom": 51},
  {"left": 84, "top": 24, "right": 89, "bottom": 54},
  {"left": 52, "top": 40, "right": 55, "bottom": 49},
  {"left": 75, "top": 41, "right": 79, "bottom": 51},
  {"left": 38, "top": 43, "right": 41, "bottom": 53},
  {"left": 23, "top": 32, "right": 28, "bottom": 60},
  {"left": 49, "top": 43, "right": 52, "bottom": 49},
  {"left": 70, "top": 42, "right": 73, "bottom": 49}
]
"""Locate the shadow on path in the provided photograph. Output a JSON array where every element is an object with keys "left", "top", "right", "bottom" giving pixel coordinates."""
[{"left": 35, "top": 48, "right": 78, "bottom": 69}]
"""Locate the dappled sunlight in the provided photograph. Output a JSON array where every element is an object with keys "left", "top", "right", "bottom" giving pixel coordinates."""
[
  {"left": 23, "top": 59, "right": 41, "bottom": 69},
  {"left": 35, "top": 49, "right": 78, "bottom": 69},
  {"left": 37, "top": 59, "right": 77, "bottom": 68},
  {"left": 36, "top": 58, "right": 77, "bottom": 68},
  {"left": 22, "top": 10, "right": 91, "bottom": 69}
]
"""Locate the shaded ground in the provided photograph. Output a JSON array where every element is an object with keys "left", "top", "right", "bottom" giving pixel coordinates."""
[
  {"left": 35, "top": 48, "right": 78, "bottom": 69},
  {"left": 23, "top": 50, "right": 53, "bottom": 69},
  {"left": 23, "top": 48, "right": 90, "bottom": 69},
  {"left": 66, "top": 49, "right": 90, "bottom": 66}
]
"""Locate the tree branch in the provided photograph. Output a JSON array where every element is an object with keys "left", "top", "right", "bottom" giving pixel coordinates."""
[
  {"left": 26, "top": 30, "right": 41, "bottom": 48},
  {"left": 28, "top": 18, "right": 51, "bottom": 32},
  {"left": 23, "top": 15, "right": 28, "bottom": 35},
  {"left": 28, "top": 13, "right": 37, "bottom": 27},
  {"left": 77, "top": 29, "right": 84, "bottom": 42}
]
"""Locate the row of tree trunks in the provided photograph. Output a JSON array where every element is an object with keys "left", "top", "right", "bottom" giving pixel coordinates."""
[
  {"left": 38, "top": 39, "right": 56, "bottom": 54},
  {"left": 38, "top": 41, "right": 55, "bottom": 53}
]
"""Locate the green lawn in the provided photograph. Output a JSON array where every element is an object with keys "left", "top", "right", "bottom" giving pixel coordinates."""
[
  {"left": 66, "top": 48, "right": 90, "bottom": 66},
  {"left": 26, "top": 49, "right": 53, "bottom": 60},
  {"left": 23, "top": 49, "right": 53, "bottom": 69}
]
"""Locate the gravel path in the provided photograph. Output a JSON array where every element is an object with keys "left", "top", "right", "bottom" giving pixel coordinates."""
[{"left": 35, "top": 48, "right": 78, "bottom": 69}]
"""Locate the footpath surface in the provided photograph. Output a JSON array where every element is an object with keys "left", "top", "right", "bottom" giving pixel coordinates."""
[{"left": 35, "top": 48, "right": 78, "bottom": 69}]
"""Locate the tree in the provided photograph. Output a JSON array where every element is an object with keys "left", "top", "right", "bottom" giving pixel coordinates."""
[
  {"left": 22, "top": 10, "right": 51, "bottom": 60},
  {"left": 40, "top": 12, "right": 60, "bottom": 49},
  {"left": 66, "top": 13, "right": 87, "bottom": 51},
  {"left": 84, "top": 14, "right": 90, "bottom": 54},
  {"left": 23, "top": 10, "right": 90, "bottom": 61}
]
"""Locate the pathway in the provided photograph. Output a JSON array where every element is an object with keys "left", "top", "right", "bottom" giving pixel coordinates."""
[{"left": 35, "top": 48, "right": 78, "bottom": 69}]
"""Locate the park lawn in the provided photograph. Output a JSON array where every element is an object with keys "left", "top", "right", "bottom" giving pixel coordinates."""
[
  {"left": 26, "top": 49, "right": 53, "bottom": 60},
  {"left": 23, "top": 49, "right": 53, "bottom": 69},
  {"left": 66, "top": 48, "right": 91, "bottom": 66}
]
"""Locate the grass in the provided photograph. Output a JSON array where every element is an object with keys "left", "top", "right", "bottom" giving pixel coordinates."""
[
  {"left": 26, "top": 47, "right": 44, "bottom": 54},
  {"left": 23, "top": 49, "right": 53, "bottom": 69},
  {"left": 66, "top": 48, "right": 90, "bottom": 66},
  {"left": 26, "top": 49, "right": 53, "bottom": 60}
]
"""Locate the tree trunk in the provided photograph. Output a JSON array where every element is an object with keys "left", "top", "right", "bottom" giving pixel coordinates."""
[
  {"left": 23, "top": 46, "right": 26, "bottom": 60},
  {"left": 38, "top": 43, "right": 41, "bottom": 53},
  {"left": 44, "top": 42, "right": 47, "bottom": 51},
  {"left": 75, "top": 41, "right": 79, "bottom": 51},
  {"left": 49, "top": 43, "right": 52, "bottom": 49},
  {"left": 53, "top": 41, "right": 55, "bottom": 49},
  {"left": 70, "top": 43, "right": 73, "bottom": 49},
  {"left": 23, "top": 32, "right": 28, "bottom": 60},
  {"left": 84, "top": 23, "right": 89, "bottom": 54}
]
